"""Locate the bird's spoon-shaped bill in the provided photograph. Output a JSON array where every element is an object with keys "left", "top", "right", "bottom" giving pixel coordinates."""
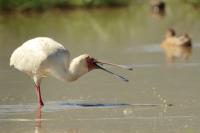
[
  {"left": 94, "top": 61, "right": 132, "bottom": 82},
  {"left": 95, "top": 60, "right": 133, "bottom": 71}
]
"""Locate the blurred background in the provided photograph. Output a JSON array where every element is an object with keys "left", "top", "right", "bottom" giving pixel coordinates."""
[{"left": 0, "top": 0, "right": 200, "bottom": 133}]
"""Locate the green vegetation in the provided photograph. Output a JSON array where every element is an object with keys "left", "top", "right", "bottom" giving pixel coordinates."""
[
  {"left": 186, "top": 0, "right": 200, "bottom": 6},
  {"left": 0, "top": 0, "right": 130, "bottom": 12}
]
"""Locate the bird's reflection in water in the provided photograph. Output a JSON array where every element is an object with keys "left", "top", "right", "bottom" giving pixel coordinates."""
[
  {"left": 34, "top": 107, "right": 78, "bottom": 133},
  {"left": 34, "top": 108, "right": 42, "bottom": 133},
  {"left": 161, "top": 28, "right": 192, "bottom": 64},
  {"left": 150, "top": 8, "right": 166, "bottom": 19}
]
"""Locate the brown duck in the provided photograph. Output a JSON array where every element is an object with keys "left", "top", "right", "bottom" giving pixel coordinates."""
[{"left": 161, "top": 28, "right": 192, "bottom": 63}]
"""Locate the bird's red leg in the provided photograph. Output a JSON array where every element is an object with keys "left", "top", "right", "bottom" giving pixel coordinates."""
[{"left": 34, "top": 84, "right": 44, "bottom": 107}]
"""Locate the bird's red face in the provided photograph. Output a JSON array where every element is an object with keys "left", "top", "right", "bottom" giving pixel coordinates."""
[{"left": 85, "top": 56, "right": 97, "bottom": 71}]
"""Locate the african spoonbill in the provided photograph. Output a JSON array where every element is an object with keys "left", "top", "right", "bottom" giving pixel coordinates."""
[{"left": 10, "top": 37, "right": 132, "bottom": 107}]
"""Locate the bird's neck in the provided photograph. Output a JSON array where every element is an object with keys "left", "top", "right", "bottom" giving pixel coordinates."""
[
  {"left": 66, "top": 56, "right": 89, "bottom": 82},
  {"left": 66, "top": 66, "right": 79, "bottom": 82}
]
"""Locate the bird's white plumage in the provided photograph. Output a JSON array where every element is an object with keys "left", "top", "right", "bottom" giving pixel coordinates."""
[
  {"left": 10, "top": 37, "right": 131, "bottom": 107},
  {"left": 10, "top": 37, "right": 70, "bottom": 82},
  {"left": 10, "top": 37, "right": 96, "bottom": 107}
]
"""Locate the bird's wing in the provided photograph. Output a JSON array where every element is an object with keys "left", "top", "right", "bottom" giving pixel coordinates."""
[
  {"left": 10, "top": 45, "right": 45, "bottom": 74},
  {"left": 10, "top": 37, "right": 70, "bottom": 77},
  {"left": 40, "top": 47, "right": 70, "bottom": 81}
]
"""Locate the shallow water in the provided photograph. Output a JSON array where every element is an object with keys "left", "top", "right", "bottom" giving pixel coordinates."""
[{"left": 0, "top": 0, "right": 200, "bottom": 133}]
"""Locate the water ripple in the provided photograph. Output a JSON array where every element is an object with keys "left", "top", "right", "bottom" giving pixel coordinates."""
[{"left": 0, "top": 101, "right": 161, "bottom": 114}]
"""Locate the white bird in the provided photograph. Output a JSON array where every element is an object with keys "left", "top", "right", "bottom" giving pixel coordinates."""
[{"left": 10, "top": 37, "right": 132, "bottom": 108}]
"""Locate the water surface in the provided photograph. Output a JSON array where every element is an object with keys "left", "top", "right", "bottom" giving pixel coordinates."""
[{"left": 0, "top": 0, "right": 200, "bottom": 133}]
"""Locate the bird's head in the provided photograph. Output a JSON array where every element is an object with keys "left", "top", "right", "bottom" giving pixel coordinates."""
[
  {"left": 69, "top": 54, "right": 132, "bottom": 82},
  {"left": 165, "top": 28, "right": 176, "bottom": 38}
]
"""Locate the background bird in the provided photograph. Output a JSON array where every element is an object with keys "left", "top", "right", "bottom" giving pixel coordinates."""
[
  {"left": 10, "top": 37, "right": 132, "bottom": 108},
  {"left": 161, "top": 28, "right": 192, "bottom": 63},
  {"left": 150, "top": 0, "right": 166, "bottom": 13}
]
